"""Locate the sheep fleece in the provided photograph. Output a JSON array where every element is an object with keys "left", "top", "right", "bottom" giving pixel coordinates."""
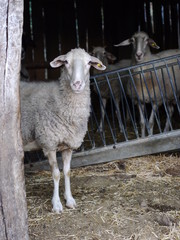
[{"left": 20, "top": 79, "right": 91, "bottom": 152}]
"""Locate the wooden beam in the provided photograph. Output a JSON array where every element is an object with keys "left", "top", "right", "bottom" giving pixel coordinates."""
[
  {"left": 0, "top": 1, "right": 29, "bottom": 239},
  {"left": 25, "top": 130, "right": 180, "bottom": 171}
]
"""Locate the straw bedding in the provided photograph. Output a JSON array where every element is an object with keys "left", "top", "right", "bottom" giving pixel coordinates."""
[{"left": 26, "top": 153, "right": 180, "bottom": 240}]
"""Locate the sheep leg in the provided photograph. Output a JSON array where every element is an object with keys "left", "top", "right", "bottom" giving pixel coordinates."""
[
  {"left": 138, "top": 104, "right": 145, "bottom": 138},
  {"left": 99, "top": 98, "right": 107, "bottom": 131},
  {"left": 46, "top": 150, "right": 63, "bottom": 213},
  {"left": 62, "top": 149, "right": 76, "bottom": 209},
  {"left": 115, "top": 96, "right": 124, "bottom": 132},
  {"left": 126, "top": 106, "right": 130, "bottom": 122},
  {"left": 164, "top": 104, "right": 174, "bottom": 132},
  {"left": 148, "top": 104, "right": 157, "bottom": 136}
]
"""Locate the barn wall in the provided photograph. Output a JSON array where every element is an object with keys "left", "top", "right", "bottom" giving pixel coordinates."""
[
  {"left": 23, "top": 0, "right": 180, "bottom": 80},
  {"left": 0, "top": 1, "right": 29, "bottom": 239}
]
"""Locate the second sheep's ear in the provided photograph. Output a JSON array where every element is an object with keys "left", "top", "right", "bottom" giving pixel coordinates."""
[
  {"left": 89, "top": 56, "right": 106, "bottom": 70},
  {"left": 50, "top": 55, "right": 67, "bottom": 68},
  {"left": 114, "top": 38, "right": 132, "bottom": 47},
  {"left": 106, "top": 51, "right": 117, "bottom": 62},
  {"left": 148, "top": 39, "right": 160, "bottom": 49}
]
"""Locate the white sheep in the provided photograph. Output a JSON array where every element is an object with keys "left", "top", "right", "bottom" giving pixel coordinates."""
[
  {"left": 115, "top": 31, "right": 180, "bottom": 137},
  {"left": 21, "top": 48, "right": 106, "bottom": 213},
  {"left": 91, "top": 46, "right": 130, "bottom": 132}
]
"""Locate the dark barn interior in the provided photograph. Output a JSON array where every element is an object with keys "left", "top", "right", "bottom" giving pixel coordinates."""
[{"left": 23, "top": 0, "right": 180, "bottom": 81}]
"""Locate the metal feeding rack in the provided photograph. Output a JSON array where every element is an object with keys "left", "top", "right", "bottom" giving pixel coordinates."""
[{"left": 25, "top": 54, "right": 180, "bottom": 169}]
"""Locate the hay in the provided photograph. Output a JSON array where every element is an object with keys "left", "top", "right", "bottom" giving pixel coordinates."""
[{"left": 26, "top": 153, "right": 180, "bottom": 240}]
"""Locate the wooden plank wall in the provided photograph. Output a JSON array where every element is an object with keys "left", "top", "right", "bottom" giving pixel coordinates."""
[
  {"left": 23, "top": 0, "right": 180, "bottom": 81},
  {"left": 139, "top": 0, "right": 180, "bottom": 50}
]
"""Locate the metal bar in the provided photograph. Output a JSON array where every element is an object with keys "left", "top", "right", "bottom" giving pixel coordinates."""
[
  {"left": 127, "top": 69, "right": 150, "bottom": 135},
  {"left": 140, "top": 67, "right": 162, "bottom": 134},
  {"left": 105, "top": 74, "right": 127, "bottom": 141},
  {"left": 164, "top": 60, "right": 180, "bottom": 113},
  {"left": 117, "top": 72, "right": 139, "bottom": 139},
  {"left": 90, "top": 101, "right": 106, "bottom": 147},
  {"left": 152, "top": 63, "right": 172, "bottom": 129},
  {"left": 92, "top": 77, "right": 117, "bottom": 145},
  {"left": 25, "top": 130, "right": 180, "bottom": 171},
  {"left": 25, "top": 54, "right": 180, "bottom": 166}
]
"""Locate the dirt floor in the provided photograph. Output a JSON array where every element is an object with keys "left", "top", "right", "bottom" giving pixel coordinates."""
[{"left": 26, "top": 153, "right": 180, "bottom": 240}]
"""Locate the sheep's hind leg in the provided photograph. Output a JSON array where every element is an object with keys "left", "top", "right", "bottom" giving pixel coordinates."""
[
  {"left": 62, "top": 149, "right": 76, "bottom": 209},
  {"left": 46, "top": 150, "right": 63, "bottom": 213},
  {"left": 164, "top": 104, "right": 174, "bottom": 132},
  {"left": 148, "top": 104, "right": 157, "bottom": 136}
]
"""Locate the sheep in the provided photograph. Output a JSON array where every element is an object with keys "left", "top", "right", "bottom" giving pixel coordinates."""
[
  {"left": 20, "top": 48, "right": 106, "bottom": 213},
  {"left": 115, "top": 31, "right": 180, "bottom": 137},
  {"left": 91, "top": 46, "right": 130, "bottom": 132}
]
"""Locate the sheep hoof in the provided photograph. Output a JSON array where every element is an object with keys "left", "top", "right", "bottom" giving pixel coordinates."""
[
  {"left": 66, "top": 197, "right": 77, "bottom": 209},
  {"left": 52, "top": 199, "right": 63, "bottom": 213},
  {"left": 52, "top": 207, "right": 63, "bottom": 214}
]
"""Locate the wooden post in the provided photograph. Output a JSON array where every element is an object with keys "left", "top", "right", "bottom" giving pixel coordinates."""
[{"left": 0, "top": 1, "right": 29, "bottom": 239}]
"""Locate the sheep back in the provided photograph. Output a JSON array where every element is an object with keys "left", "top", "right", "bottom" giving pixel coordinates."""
[{"left": 127, "top": 50, "right": 180, "bottom": 104}]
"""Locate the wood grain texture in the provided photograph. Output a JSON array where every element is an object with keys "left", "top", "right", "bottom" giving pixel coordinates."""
[{"left": 0, "top": 1, "right": 29, "bottom": 239}]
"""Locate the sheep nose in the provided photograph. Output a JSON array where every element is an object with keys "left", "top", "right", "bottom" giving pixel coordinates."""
[
  {"left": 73, "top": 81, "right": 81, "bottom": 89},
  {"left": 136, "top": 52, "right": 143, "bottom": 57}
]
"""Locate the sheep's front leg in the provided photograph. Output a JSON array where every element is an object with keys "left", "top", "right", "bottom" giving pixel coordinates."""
[
  {"left": 46, "top": 150, "right": 63, "bottom": 213},
  {"left": 148, "top": 104, "right": 157, "bottom": 136},
  {"left": 115, "top": 95, "right": 124, "bottom": 133},
  {"left": 99, "top": 98, "right": 107, "bottom": 131},
  {"left": 138, "top": 103, "right": 145, "bottom": 138},
  {"left": 62, "top": 149, "right": 76, "bottom": 209}
]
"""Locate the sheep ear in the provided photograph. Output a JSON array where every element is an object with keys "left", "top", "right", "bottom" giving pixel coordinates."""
[
  {"left": 114, "top": 39, "right": 132, "bottom": 47},
  {"left": 50, "top": 55, "right": 67, "bottom": 68},
  {"left": 148, "top": 39, "right": 160, "bottom": 49},
  {"left": 106, "top": 51, "right": 117, "bottom": 62},
  {"left": 89, "top": 56, "right": 106, "bottom": 70}
]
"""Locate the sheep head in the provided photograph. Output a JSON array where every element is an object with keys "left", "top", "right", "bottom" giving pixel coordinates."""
[
  {"left": 50, "top": 48, "right": 106, "bottom": 93},
  {"left": 114, "top": 31, "right": 160, "bottom": 63}
]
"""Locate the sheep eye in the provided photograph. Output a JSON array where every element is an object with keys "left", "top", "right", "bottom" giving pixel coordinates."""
[{"left": 64, "top": 60, "right": 68, "bottom": 64}]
